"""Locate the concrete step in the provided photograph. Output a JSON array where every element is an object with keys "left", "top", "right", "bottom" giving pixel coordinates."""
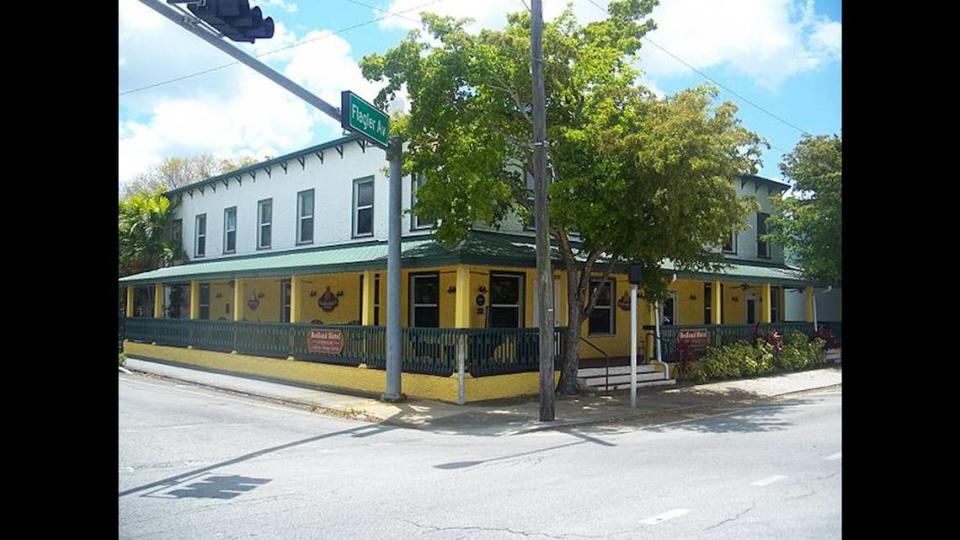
[
  {"left": 608, "top": 380, "right": 677, "bottom": 389},
  {"left": 578, "top": 364, "right": 660, "bottom": 378},
  {"left": 580, "top": 371, "right": 668, "bottom": 386}
]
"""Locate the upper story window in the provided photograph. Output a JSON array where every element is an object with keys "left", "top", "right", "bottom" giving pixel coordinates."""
[
  {"left": 195, "top": 214, "right": 206, "bottom": 258},
  {"left": 756, "top": 212, "right": 770, "bottom": 258},
  {"left": 258, "top": 199, "right": 272, "bottom": 250},
  {"left": 353, "top": 177, "right": 374, "bottom": 237},
  {"left": 588, "top": 279, "right": 615, "bottom": 335},
  {"left": 297, "top": 189, "right": 314, "bottom": 245},
  {"left": 411, "top": 174, "right": 435, "bottom": 230},
  {"left": 223, "top": 207, "right": 237, "bottom": 254},
  {"left": 723, "top": 228, "right": 737, "bottom": 254}
]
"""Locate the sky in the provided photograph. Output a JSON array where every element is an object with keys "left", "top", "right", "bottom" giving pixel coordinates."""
[{"left": 118, "top": 0, "right": 841, "bottom": 190}]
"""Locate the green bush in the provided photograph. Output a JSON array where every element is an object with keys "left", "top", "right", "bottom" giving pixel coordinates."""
[
  {"left": 119, "top": 352, "right": 127, "bottom": 367},
  {"left": 684, "top": 331, "right": 827, "bottom": 383}
]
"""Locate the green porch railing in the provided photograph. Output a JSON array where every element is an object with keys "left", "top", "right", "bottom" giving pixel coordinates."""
[
  {"left": 656, "top": 322, "right": 815, "bottom": 362},
  {"left": 122, "top": 318, "right": 568, "bottom": 377}
]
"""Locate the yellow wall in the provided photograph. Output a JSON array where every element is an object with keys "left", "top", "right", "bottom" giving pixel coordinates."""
[
  {"left": 207, "top": 281, "right": 234, "bottom": 320},
  {"left": 299, "top": 273, "right": 364, "bottom": 324},
  {"left": 124, "top": 341, "right": 557, "bottom": 403},
  {"left": 237, "top": 277, "right": 285, "bottom": 322}
]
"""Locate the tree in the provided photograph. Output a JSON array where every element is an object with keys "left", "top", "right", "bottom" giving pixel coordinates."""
[
  {"left": 119, "top": 190, "right": 180, "bottom": 277},
  {"left": 120, "top": 154, "right": 260, "bottom": 199},
  {"left": 765, "top": 134, "right": 841, "bottom": 285},
  {"left": 360, "top": 1, "right": 762, "bottom": 394}
]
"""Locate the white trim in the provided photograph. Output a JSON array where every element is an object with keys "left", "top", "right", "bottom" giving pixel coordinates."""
[{"left": 353, "top": 177, "right": 374, "bottom": 237}]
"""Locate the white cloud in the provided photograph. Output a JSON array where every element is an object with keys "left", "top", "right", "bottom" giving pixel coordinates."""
[
  {"left": 117, "top": 0, "right": 386, "bottom": 189},
  {"left": 258, "top": 0, "right": 299, "bottom": 14}
]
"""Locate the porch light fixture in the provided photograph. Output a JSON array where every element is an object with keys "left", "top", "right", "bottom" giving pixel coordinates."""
[
  {"left": 689, "top": 294, "right": 697, "bottom": 300},
  {"left": 740, "top": 283, "right": 751, "bottom": 291},
  {"left": 478, "top": 285, "right": 488, "bottom": 293},
  {"left": 447, "top": 286, "right": 457, "bottom": 294}
]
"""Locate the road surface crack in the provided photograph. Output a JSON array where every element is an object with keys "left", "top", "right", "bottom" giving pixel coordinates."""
[
  {"left": 401, "top": 519, "right": 602, "bottom": 538},
  {"left": 703, "top": 506, "right": 754, "bottom": 531}
]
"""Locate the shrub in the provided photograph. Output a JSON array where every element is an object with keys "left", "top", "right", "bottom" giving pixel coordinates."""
[
  {"left": 686, "top": 331, "right": 827, "bottom": 383},
  {"left": 119, "top": 352, "right": 127, "bottom": 367},
  {"left": 810, "top": 327, "right": 840, "bottom": 349}
]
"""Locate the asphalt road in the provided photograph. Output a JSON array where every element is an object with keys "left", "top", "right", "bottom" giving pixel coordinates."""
[{"left": 119, "top": 373, "right": 841, "bottom": 539}]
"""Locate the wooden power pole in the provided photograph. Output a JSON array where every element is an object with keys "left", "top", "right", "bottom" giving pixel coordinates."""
[{"left": 531, "top": 0, "right": 555, "bottom": 422}]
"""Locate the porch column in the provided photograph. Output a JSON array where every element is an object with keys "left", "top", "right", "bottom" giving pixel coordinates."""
[
  {"left": 233, "top": 278, "right": 243, "bottom": 321},
  {"left": 290, "top": 275, "right": 301, "bottom": 323},
  {"left": 189, "top": 280, "right": 200, "bottom": 320},
  {"left": 454, "top": 265, "right": 471, "bottom": 328},
  {"left": 711, "top": 279, "right": 722, "bottom": 325},
  {"left": 361, "top": 270, "right": 375, "bottom": 325},
  {"left": 645, "top": 303, "right": 657, "bottom": 360},
  {"left": 760, "top": 283, "right": 772, "bottom": 323},
  {"left": 125, "top": 287, "right": 134, "bottom": 317},
  {"left": 153, "top": 283, "right": 163, "bottom": 318},
  {"left": 805, "top": 285, "right": 814, "bottom": 322}
]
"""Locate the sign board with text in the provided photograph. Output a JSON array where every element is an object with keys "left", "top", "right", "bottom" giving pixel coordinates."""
[
  {"left": 340, "top": 90, "right": 389, "bottom": 148},
  {"left": 677, "top": 328, "right": 710, "bottom": 353},
  {"left": 308, "top": 328, "right": 344, "bottom": 355}
]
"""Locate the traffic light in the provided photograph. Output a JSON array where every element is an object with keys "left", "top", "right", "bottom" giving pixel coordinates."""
[{"left": 187, "top": 0, "right": 275, "bottom": 43}]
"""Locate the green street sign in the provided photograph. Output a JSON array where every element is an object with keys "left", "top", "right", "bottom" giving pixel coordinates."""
[{"left": 340, "top": 90, "right": 389, "bottom": 148}]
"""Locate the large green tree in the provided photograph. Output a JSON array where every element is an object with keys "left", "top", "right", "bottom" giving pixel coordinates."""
[
  {"left": 120, "top": 154, "right": 260, "bottom": 199},
  {"left": 119, "top": 190, "right": 180, "bottom": 277},
  {"left": 360, "top": 1, "right": 762, "bottom": 393},
  {"left": 765, "top": 134, "right": 842, "bottom": 284}
]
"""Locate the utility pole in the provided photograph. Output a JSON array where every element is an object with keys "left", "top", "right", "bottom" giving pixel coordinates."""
[
  {"left": 531, "top": 0, "right": 555, "bottom": 422},
  {"left": 138, "top": 0, "right": 403, "bottom": 401}
]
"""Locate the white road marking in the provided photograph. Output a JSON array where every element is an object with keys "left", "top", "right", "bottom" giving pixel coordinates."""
[
  {"left": 824, "top": 452, "right": 841, "bottom": 461},
  {"left": 640, "top": 508, "right": 690, "bottom": 525},
  {"left": 751, "top": 475, "right": 787, "bottom": 486}
]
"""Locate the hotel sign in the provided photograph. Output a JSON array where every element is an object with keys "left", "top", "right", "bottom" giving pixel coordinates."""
[
  {"left": 677, "top": 328, "right": 710, "bottom": 352},
  {"left": 340, "top": 90, "right": 389, "bottom": 148}
]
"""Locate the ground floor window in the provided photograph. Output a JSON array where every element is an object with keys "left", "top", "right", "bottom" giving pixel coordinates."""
[
  {"left": 489, "top": 272, "right": 524, "bottom": 328},
  {"left": 199, "top": 283, "right": 210, "bottom": 320},
  {"left": 746, "top": 293, "right": 758, "bottom": 324},
  {"left": 588, "top": 279, "right": 614, "bottom": 335},
  {"left": 133, "top": 286, "right": 154, "bottom": 318},
  {"left": 771, "top": 286, "right": 780, "bottom": 323},
  {"left": 704, "top": 282, "right": 712, "bottom": 324},
  {"left": 164, "top": 283, "right": 191, "bottom": 319},
  {"left": 661, "top": 291, "right": 677, "bottom": 326},
  {"left": 281, "top": 280, "right": 292, "bottom": 323},
  {"left": 374, "top": 273, "right": 381, "bottom": 325},
  {"left": 410, "top": 273, "right": 439, "bottom": 327}
]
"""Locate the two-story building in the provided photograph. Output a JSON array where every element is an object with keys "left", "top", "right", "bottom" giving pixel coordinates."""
[{"left": 119, "top": 134, "right": 826, "bottom": 402}]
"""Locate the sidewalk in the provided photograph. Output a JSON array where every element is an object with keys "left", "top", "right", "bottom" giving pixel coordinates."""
[{"left": 122, "top": 357, "right": 841, "bottom": 436}]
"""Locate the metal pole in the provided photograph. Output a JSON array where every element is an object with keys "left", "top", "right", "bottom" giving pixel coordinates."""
[
  {"left": 383, "top": 136, "right": 403, "bottom": 401},
  {"left": 137, "top": 0, "right": 341, "bottom": 123},
  {"left": 812, "top": 290, "right": 819, "bottom": 332},
  {"left": 531, "top": 0, "right": 555, "bottom": 422},
  {"left": 655, "top": 300, "right": 662, "bottom": 364},
  {"left": 630, "top": 284, "right": 637, "bottom": 408}
]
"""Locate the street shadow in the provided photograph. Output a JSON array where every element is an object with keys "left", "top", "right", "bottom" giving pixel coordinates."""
[
  {"left": 120, "top": 423, "right": 396, "bottom": 498},
  {"left": 638, "top": 397, "right": 818, "bottom": 434},
  {"left": 433, "top": 427, "right": 615, "bottom": 470},
  {"left": 158, "top": 475, "right": 272, "bottom": 500}
]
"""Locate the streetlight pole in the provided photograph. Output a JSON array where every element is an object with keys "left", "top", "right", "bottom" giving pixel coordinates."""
[{"left": 531, "top": 0, "right": 555, "bottom": 422}]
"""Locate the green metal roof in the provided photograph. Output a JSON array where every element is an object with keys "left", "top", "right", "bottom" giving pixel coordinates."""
[{"left": 119, "top": 231, "right": 812, "bottom": 287}]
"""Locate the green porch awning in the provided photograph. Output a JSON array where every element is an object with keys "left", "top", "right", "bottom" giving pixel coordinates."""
[{"left": 119, "top": 232, "right": 813, "bottom": 287}]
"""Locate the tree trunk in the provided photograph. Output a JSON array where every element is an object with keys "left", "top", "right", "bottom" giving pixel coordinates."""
[{"left": 556, "top": 263, "right": 583, "bottom": 395}]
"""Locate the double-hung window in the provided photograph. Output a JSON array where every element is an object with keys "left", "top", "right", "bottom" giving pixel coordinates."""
[
  {"left": 588, "top": 279, "right": 615, "bottom": 335},
  {"left": 723, "top": 229, "right": 737, "bottom": 254},
  {"left": 199, "top": 283, "right": 210, "bottom": 320},
  {"left": 194, "top": 214, "right": 206, "bottom": 258},
  {"left": 223, "top": 207, "right": 237, "bottom": 254},
  {"left": 257, "top": 199, "right": 272, "bottom": 249},
  {"left": 353, "top": 177, "right": 374, "bottom": 237},
  {"left": 489, "top": 273, "right": 524, "bottom": 328},
  {"left": 411, "top": 174, "right": 435, "bottom": 230},
  {"left": 770, "top": 286, "right": 780, "bottom": 323},
  {"left": 410, "top": 273, "right": 439, "bottom": 327},
  {"left": 297, "top": 189, "right": 314, "bottom": 244},
  {"left": 704, "top": 282, "right": 712, "bottom": 324},
  {"left": 757, "top": 212, "right": 770, "bottom": 258}
]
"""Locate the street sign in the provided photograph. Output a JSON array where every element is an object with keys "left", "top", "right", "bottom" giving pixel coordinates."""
[{"left": 341, "top": 91, "right": 389, "bottom": 148}]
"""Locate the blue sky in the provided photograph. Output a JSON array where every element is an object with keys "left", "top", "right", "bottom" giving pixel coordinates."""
[{"left": 119, "top": 0, "right": 841, "bottom": 187}]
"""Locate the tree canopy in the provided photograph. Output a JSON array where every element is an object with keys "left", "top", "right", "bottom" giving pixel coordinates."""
[
  {"left": 120, "top": 154, "right": 260, "bottom": 199},
  {"left": 360, "top": 1, "right": 764, "bottom": 393},
  {"left": 766, "top": 134, "right": 842, "bottom": 285},
  {"left": 119, "top": 190, "right": 180, "bottom": 277}
]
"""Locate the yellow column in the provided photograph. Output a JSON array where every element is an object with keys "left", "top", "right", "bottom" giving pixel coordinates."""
[
  {"left": 125, "top": 287, "right": 134, "bottom": 317},
  {"left": 805, "top": 286, "right": 814, "bottom": 322},
  {"left": 233, "top": 279, "right": 243, "bottom": 321},
  {"left": 454, "top": 265, "right": 471, "bottom": 328},
  {"left": 712, "top": 280, "right": 722, "bottom": 325},
  {"left": 190, "top": 281, "right": 200, "bottom": 320},
  {"left": 361, "top": 270, "right": 375, "bottom": 325},
  {"left": 153, "top": 283, "right": 163, "bottom": 318},
  {"left": 760, "top": 283, "right": 772, "bottom": 323},
  {"left": 290, "top": 275, "right": 301, "bottom": 323}
]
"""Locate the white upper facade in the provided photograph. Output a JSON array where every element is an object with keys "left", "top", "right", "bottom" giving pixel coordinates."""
[{"left": 168, "top": 135, "right": 787, "bottom": 266}]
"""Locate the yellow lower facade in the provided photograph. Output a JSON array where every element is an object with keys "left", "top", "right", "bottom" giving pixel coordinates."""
[{"left": 124, "top": 341, "right": 559, "bottom": 403}]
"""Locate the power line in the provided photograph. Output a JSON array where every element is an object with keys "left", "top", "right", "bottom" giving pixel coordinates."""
[
  {"left": 584, "top": 0, "right": 813, "bottom": 138},
  {"left": 119, "top": 0, "right": 448, "bottom": 97}
]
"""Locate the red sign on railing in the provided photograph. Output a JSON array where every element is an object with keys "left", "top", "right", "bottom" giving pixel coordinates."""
[
  {"left": 677, "top": 328, "right": 710, "bottom": 352},
  {"left": 308, "top": 328, "right": 344, "bottom": 355}
]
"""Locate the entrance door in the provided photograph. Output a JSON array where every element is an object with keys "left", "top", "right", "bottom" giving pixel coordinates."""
[
  {"left": 659, "top": 291, "right": 678, "bottom": 326},
  {"left": 746, "top": 294, "right": 758, "bottom": 324}
]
